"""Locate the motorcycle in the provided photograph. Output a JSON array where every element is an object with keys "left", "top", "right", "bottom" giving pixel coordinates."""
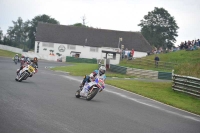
[
  {"left": 75, "top": 78, "right": 105, "bottom": 101},
  {"left": 14, "top": 59, "right": 18, "bottom": 64},
  {"left": 15, "top": 63, "right": 37, "bottom": 82},
  {"left": 13, "top": 57, "right": 19, "bottom": 65}
]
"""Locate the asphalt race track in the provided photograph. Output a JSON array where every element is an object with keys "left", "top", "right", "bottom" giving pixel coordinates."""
[{"left": 0, "top": 57, "right": 200, "bottom": 133}]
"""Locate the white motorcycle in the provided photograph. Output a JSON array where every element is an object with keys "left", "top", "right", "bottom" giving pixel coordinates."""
[
  {"left": 75, "top": 78, "right": 105, "bottom": 101},
  {"left": 15, "top": 63, "right": 37, "bottom": 82}
]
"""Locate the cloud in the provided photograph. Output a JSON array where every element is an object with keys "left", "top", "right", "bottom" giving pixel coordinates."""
[{"left": 0, "top": 0, "right": 199, "bottom": 46}]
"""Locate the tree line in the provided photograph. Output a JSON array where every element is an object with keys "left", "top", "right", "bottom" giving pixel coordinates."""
[
  {"left": 0, "top": 7, "right": 179, "bottom": 51},
  {"left": 0, "top": 14, "right": 59, "bottom": 51}
]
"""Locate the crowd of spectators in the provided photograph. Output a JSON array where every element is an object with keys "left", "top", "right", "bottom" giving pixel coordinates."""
[
  {"left": 179, "top": 39, "right": 200, "bottom": 51},
  {"left": 121, "top": 48, "right": 134, "bottom": 60},
  {"left": 150, "top": 39, "right": 200, "bottom": 55}
]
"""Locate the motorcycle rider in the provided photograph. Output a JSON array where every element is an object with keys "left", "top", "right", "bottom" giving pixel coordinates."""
[
  {"left": 13, "top": 54, "right": 19, "bottom": 63},
  {"left": 16, "top": 57, "right": 38, "bottom": 75},
  {"left": 20, "top": 55, "right": 26, "bottom": 67},
  {"left": 80, "top": 65, "right": 106, "bottom": 96}
]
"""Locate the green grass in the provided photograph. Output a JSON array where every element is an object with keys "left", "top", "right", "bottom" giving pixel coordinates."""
[
  {"left": 51, "top": 63, "right": 136, "bottom": 78},
  {"left": 0, "top": 49, "right": 21, "bottom": 57},
  {"left": 120, "top": 49, "right": 200, "bottom": 78},
  {"left": 106, "top": 80, "right": 200, "bottom": 115},
  {"left": 119, "top": 60, "right": 172, "bottom": 72}
]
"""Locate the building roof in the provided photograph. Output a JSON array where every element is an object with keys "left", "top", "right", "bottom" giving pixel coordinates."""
[{"left": 35, "top": 23, "right": 152, "bottom": 52}]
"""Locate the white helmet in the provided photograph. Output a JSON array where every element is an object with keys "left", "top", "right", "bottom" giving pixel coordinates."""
[
  {"left": 16, "top": 54, "right": 18, "bottom": 56},
  {"left": 99, "top": 66, "right": 106, "bottom": 75}
]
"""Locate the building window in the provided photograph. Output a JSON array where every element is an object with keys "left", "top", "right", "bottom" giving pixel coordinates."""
[
  {"left": 67, "top": 45, "right": 76, "bottom": 50},
  {"left": 90, "top": 47, "right": 98, "bottom": 52},
  {"left": 42, "top": 42, "right": 54, "bottom": 48}
]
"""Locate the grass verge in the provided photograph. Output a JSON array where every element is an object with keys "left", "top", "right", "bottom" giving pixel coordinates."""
[
  {"left": 51, "top": 63, "right": 136, "bottom": 78},
  {"left": 52, "top": 63, "right": 200, "bottom": 115},
  {"left": 0, "top": 49, "right": 21, "bottom": 57},
  {"left": 106, "top": 80, "right": 200, "bottom": 115}
]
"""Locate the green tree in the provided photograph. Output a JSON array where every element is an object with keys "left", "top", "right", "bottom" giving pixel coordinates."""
[
  {"left": 6, "top": 17, "right": 27, "bottom": 47},
  {"left": 0, "top": 28, "right": 3, "bottom": 44},
  {"left": 138, "top": 7, "right": 179, "bottom": 49},
  {"left": 26, "top": 14, "right": 60, "bottom": 49}
]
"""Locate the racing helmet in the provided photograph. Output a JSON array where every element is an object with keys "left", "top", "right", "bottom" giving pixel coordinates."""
[
  {"left": 26, "top": 58, "right": 31, "bottom": 64},
  {"left": 99, "top": 66, "right": 106, "bottom": 75}
]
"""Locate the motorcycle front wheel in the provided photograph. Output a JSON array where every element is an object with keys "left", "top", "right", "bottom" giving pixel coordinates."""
[{"left": 86, "top": 88, "right": 99, "bottom": 101}]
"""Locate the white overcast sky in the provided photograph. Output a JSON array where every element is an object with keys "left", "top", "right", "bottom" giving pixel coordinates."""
[{"left": 0, "top": 0, "right": 200, "bottom": 46}]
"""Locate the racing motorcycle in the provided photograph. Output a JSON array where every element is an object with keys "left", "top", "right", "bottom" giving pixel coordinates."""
[
  {"left": 15, "top": 63, "right": 37, "bottom": 82},
  {"left": 13, "top": 57, "right": 19, "bottom": 65},
  {"left": 75, "top": 78, "right": 105, "bottom": 101}
]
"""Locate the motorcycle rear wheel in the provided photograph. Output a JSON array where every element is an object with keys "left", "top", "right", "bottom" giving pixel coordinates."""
[{"left": 75, "top": 89, "right": 81, "bottom": 98}]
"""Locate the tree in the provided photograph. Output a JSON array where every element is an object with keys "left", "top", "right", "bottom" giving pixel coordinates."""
[
  {"left": 0, "top": 28, "right": 3, "bottom": 44},
  {"left": 26, "top": 14, "right": 60, "bottom": 49},
  {"left": 6, "top": 17, "right": 27, "bottom": 47},
  {"left": 138, "top": 7, "right": 179, "bottom": 49}
]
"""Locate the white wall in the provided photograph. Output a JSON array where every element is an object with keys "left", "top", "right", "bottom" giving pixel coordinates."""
[
  {"left": 35, "top": 41, "right": 121, "bottom": 64},
  {"left": 34, "top": 41, "right": 147, "bottom": 63},
  {"left": 0, "top": 44, "right": 23, "bottom": 54},
  {"left": 133, "top": 51, "right": 148, "bottom": 58}
]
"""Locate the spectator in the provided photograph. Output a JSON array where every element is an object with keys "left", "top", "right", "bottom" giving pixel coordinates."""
[
  {"left": 154, "top": 55, "right": 160, "bottom": 68},
  {"left": 124, "top": 48, "right": 129, "bottom": 59},
  {"left": 131, "top": 49, "right": 134, "bottom": 57},
  {"left": 122, "top": 49, "right": 125, "bottom": 59}
]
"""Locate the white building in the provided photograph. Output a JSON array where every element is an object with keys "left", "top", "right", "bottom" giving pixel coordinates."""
[{"left": 35, "top": 23, "right": 152, "bottom": 64}]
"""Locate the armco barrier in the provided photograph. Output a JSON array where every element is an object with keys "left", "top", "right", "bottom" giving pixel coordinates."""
[
  {"left": 66, "top": 56, "right": 97, "bottom": 64},
  {"left": 172, "top": 74, "right": 200, "bottom": 97}
]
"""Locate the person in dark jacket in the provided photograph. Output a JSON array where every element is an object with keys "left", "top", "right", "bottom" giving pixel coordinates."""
[{"left": 154, "top": 55, "right": 160, "bottom": 68}]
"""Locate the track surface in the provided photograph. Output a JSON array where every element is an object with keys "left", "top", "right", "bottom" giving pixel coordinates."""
[{"left": 0, "top": 57, "right": 200, "bottom": 133}]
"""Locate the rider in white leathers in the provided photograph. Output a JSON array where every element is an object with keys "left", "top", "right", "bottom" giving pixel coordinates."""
[{"left": 80, "top": 66, "right": 106, "bottom": 96}]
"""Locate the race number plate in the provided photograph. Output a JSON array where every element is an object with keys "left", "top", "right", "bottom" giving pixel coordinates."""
[{"left": 28, "top": 66, "right": 34, "bottom": 73}]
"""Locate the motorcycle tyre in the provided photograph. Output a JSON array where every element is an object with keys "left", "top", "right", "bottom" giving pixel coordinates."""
[
  {"left": 75, "top": 89, "right": 81, "bottom": 98},
  {"left": 18, "top": 72, "right": 26, "bottom": 82},
  {"left": 86, "top": 88, "right": 99, "bottom": 101}
]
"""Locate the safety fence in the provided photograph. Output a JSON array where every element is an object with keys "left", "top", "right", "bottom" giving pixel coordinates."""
[
  {"left": 126, "top": 58, "right": 177, "bottom": 70},
  {"left": 110, "top": 64, "right": 172, "bottom": 80},
  {"left": 172, "top": 74, "right": 200, "bottom": 97}
]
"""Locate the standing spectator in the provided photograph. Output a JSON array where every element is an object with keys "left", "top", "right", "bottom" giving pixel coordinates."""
[
  {"left": 131, "top": 49, "right": 134, "bottom": 58},
  {"left": 124, "top": 48, "right": 129, "bottom": 59},
  {"left": 122, "top": 49, "right": 125, "bottom": 59},
  {"left": 154, "top": 55, "right": 160, "bottom": 68}
]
